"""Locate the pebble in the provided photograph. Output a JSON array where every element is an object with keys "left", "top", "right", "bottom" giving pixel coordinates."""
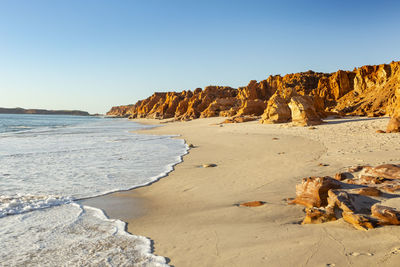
[{"left": 202, "top": 163, "right": 217, "bottom": 168}]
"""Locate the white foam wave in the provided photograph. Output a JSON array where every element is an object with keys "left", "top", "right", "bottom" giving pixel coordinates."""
[
  {"left": 0, "top": 118, "right": 188, "bottom": 266},
  {"left": 0, "top": 203, "right": 168, "bottom": 266},
  {"left": 0, "top": 194, "right": 73, "bottom": 218}
]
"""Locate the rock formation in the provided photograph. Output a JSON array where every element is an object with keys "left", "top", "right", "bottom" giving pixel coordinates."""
[
  {"left": 288, "top": 96, "right": 323, "bottom": 126},
  {"left": 107, "top": 61, "right": 400, "bottom": 127},
  {"left": 290, "top": 176, "right": 341, "bottom": 208},
  {"left": 386, "top": 86, "right": 400, "bottom": 132},
  {"left": 290, "top": 164, "right": 400, "bottom": 230},
  {"left": 386, "top": 117, "right": 400, "bottom": 133},
  {"left": 259, "top": 94, "right": 291, "bottom": 124}
]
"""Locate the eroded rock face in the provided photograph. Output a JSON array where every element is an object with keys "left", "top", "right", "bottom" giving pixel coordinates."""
[
  {"left": 107, "top": 61, "right": 400, "bottom": 124},
  {"left": 313, "top": 70, "right": 354, "bottom": 108},
  {"left": 334, "top": 61, "right": 400, "bottom": 116},
  {"left": 291, "top": 163, "right": 400, "bottom": 230},
  {"left": 259, "top": 94, "right": 291, "bottom": 124},
  {"left": 288, "top": 96, "right": 323, "bottom": 126},
  {"left": 290, "top": 177, "right": 341, "bottom": 208},
  {"left": 236, "top": 99, "right": 267, "bottom": 116},
  {"left": 107, "top": 105, "right": 133, "bottom": 118},
  {"left": 200, "top": 97, "right": 240, "bottom": 118}
]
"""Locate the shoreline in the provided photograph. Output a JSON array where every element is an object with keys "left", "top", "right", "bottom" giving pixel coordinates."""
[{"left": 88, "top": 116, "right": 400, "bottom": 266}]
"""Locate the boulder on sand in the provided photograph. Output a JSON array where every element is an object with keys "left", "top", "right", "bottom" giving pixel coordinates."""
[{"left": 288, "top": 96, "right": 323, "bottom": 126}]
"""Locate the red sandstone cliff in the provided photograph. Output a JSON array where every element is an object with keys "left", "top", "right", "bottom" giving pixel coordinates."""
[{"left": 107, "top": 61, "right": 400, "bottom": 124}]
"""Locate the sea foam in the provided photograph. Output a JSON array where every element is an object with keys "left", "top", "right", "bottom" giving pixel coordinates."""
[{"left": 0, "top": 117, "right": 187, "bottom": 266}]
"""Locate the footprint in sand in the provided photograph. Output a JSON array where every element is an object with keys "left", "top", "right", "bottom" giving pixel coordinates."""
[{"left": 348, "top": 252, "right": 373, "bottom": 257}]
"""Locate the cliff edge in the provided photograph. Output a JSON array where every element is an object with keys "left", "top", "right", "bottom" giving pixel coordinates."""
[{"left": 107, "top": 61, "right": 400, "bottom": 125}]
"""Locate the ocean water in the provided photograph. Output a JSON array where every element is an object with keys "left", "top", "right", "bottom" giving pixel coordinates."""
[{"left": 0, "top": 114, "right": 188, "bottom": 266}]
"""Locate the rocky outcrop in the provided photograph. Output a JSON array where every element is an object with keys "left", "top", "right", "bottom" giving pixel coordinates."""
[
  {"left": 362, "top": 164, "right": 400, "bottom": 179},
  {"left": 200, "top": 97, "right": 240, "bottom": 118},
  {"left": 259, "top": 95, "right": 291, "bottom": 124},
  {"left": 236, "top": 99, "right": 267, "bottom": 116},
  {"left": 107, "top": 61, "right": 400, "bottom": 125},
  {"left": 288, "top": 96, "right": 323, "bottom": 126},
  {"left": 290, "top": 177, "right": 341, "bottom": 208},
  {"left": 386, "top": 117, "right": 400, "bottom": 133},
  {"left": 333, "top": 61, "right": 400, "bottom": 116},
  {"left": 313, "top": 70, "right": 354, "bottom": 108},
  {"left": 107, "top": 105, "right": 133, "bottom": 117},
  {"left": 291, "top": 164, "right": 400, "bottom": 230},
  {"left": 385, "top": 85, "right": 400, "bottom": 132},
  {"left": 371, "top": 204, "right": 400, "bottom": 225}
]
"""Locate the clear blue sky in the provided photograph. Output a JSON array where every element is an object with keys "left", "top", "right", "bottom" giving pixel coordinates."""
[{"left": 0, "top": 0, "right": 399, "bottom": 114}]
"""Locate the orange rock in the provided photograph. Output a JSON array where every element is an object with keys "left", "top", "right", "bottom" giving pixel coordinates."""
[
  {"left": 327, "top": 190, "right": 355, "bottom": 213},
  {"left": 302, "top": 207, "right": 336, "bottom": 224},
  {"left": 334, "top": 62, "right": 400, "bottom": 116},
  {"left": 291, "top": 162, "right": 400, "bottom": 230},
  {"left": 223, "top": 116, "right": 258, "bottom": 124},
  {"left": 314, "top": 70, "right": 354, "bottom": 108},
  {"left": 200, "top": 97, "right": 240, "bottom": 118},
  {"left": 386, "top": 117, "right": 400, "bottom": 133},
  {"left": 237, "top": 80, "right": 272, "bottom": 100},
  {"left": 288, "top": 96, "right": 323, "bottom": 126},
  {"left": 236, "top": 99, "right": 267, "bottom": 116},
  {"left": 359, "top": 175, "right": 386, "bottom": 185},
  {"left": 371, "top": 204, "right": 400, "bottom": 225},
  {"left": 107, "top": 61, "right": 400, "bottom": 121},
  {"left": 239, "top": 201, "right": 265, "bottom": 207},
  {"left": 363, "top": 164, "right": 400, "bottom": 179},
  {"left": 259, "top": 94, "right": 291, "bottom": 124},
  {"left": 342, "top": 212, "right": 375, "bottom": 231},
  {"left": 357, "top": 187, "right": 381, "bottom": 197},
  {"left": 291, "top": 177, "right": 341, "bottom": 208}
]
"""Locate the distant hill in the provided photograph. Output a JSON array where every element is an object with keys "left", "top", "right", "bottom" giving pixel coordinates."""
[{"left": 0, "top": 107, "right": 90, "bottom": 116}]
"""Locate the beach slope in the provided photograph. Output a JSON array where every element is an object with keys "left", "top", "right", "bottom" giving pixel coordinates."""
[{"left": 114, "top": 117, "right": 400, "bottom": 266}]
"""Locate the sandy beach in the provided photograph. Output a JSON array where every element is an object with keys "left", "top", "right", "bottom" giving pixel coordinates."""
[{"left": 89, "top": 117, "right": 400, "bottom": 267}]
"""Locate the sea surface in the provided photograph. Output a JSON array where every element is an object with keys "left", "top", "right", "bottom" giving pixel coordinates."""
[{"left": 0, "top": 114, "right": 187, "bottom": 266}]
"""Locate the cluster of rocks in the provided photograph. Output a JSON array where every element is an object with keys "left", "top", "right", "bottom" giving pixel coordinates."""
[
  {"left": 107, "top": 61, "right": 400, "bottom": 129},
  {"left": 290, "top": 164, "right": 400, "bottom": 230}
]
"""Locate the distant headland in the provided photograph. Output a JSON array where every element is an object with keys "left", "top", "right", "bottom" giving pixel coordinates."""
[{"left": 0, "top": 107, "right": 90, "bottom": 116}]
